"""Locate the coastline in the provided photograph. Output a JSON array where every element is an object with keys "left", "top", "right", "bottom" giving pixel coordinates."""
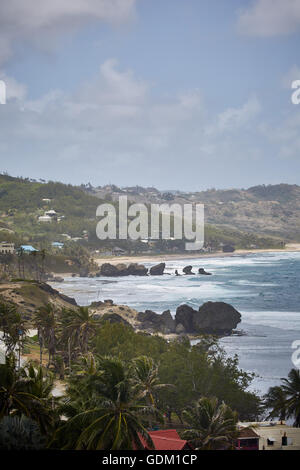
[{"left": 93, "top": 243, "right": 300, "bottom": 267}]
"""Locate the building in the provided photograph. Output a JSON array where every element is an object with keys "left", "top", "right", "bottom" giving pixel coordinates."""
[
  {"left": 238, "top": 421, "right": 300, "bottom": 450},
  {"left": 237, "top": 427, "right": 260, "bottom": 450},
  {"left": 38, "top": 215, "right": 52, "bottom": 223},
  {"left": 0, "top": 242, "right": 15, "bottom": 254},
  {"left": 52, "top": 242, "right": 64, "bottom": 249},
  {"left": 45, "top": 209, "right": 57, "bottom": 218},
  {"left": 138, "top": 430, "right": 193, "bottom": 450},
  {"left": 19, "top": 245, "right": 38, "bottom": 253}
]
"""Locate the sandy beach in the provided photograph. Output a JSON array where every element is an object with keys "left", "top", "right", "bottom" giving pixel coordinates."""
[{"left": 93, "top": 243, "right": 300, "bottom": 267}]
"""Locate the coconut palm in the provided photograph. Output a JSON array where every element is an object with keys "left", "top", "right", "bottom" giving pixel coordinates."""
[
  {"left": 264, "top": 386, "right": 287, "bottom": 423},
  {"left": 33, "top": 304, "right": 57, "bottom": 366},
  {"left": 132, "top": 356, "right": 171, "bottom": 406},
  {"left": 0, "top": 355, "right": 54, "bottom": 433},
  {"left": 281, "top": 369, "right": 300, "bottom": 427},
  {"left": 65, "top": 307, "right": 99, "bottom": 355},
  {"left": 182, "top": 397, "right": 238, "bottom": 450},
  {"left": 53, "top": 356, "right": 157, "bottom": 450}
]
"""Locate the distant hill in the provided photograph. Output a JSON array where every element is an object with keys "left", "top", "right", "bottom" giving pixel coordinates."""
[
  {"left": 89, "top": 183, "right": 300, "bottom": 241},
  {"left": 0, "top": 174, "right": 288, "bottom": 251}
]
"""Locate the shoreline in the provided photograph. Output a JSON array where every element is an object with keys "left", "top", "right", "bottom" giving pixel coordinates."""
[{"left": 93, "top": 243, "right": 300, "bottom": 267}]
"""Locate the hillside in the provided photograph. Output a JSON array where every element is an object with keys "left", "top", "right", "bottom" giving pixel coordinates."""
[
  {"left": 0, "top": 174, "right": 287, "bottom": 256},
  {"left": 89, "top": 183, "right": 300, "bottom": 241}
]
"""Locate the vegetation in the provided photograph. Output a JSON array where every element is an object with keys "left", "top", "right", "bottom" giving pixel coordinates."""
[{"left": 265, "top": 369, "right": 300, "bottom": 427}]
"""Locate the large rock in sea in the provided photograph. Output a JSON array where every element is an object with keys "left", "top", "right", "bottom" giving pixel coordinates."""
[
  {"left": 99, "top": 263, "right": 148, "bottom": 276},
  {"left": 149, "top": 262, "right": 166, "bottom": 276},
  {"left": 137, "top": 309, "right": 175, "bottom": 333},
  {"left": 183, "top": 265, "right": 195, "bottom": 275},
  {"left": 198, "top": 268, "right": 212, "bottom": 275},
  {"left": 127, "top": 263, "right": 148, "bottom": 276},
  {"left": 175, "top": 302, "right": 241, "bottom": 335}
]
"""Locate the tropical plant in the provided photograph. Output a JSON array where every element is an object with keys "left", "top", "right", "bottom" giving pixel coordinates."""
[
  {"left": 182, "top": 397, "right": 238, "bottom": 450},
  {"left": 0, "top": 415, "right": 46, "bottom": 450},
  {"left": 281, "top": 369, "right": 300, "bottom": 427},
  {"left": 53, "top": 356, "right": 158, "bottom": 450},
  {"left": 63, "top": 307, "right": 100, "bottom": 355},
  {"left": 264, "top": 386, "right": 287, "bottom": 423},
  {"left": 33, "top": 303, "right": 57, "bottom": 366}
]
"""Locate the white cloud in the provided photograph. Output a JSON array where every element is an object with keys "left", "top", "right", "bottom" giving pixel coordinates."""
[
  {"left": 0, "top": 0, "right": 137, "bottom": 65},
  {"left": 0, "top": 59, "right": 269, "bottom": 187},
  {"left": 205, "top": 96, "right": 261, "bottom": 135},
  {"left": 237, "top": 0, "right": 300, "bottom": 36},
  {"left": 0, "top": 72, "right": 27, "bottom": 101}
]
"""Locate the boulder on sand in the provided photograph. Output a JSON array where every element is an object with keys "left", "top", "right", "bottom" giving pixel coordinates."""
[
  {"left": 127, "top": 263, "right": 148, "bottom": 276},
  {"left": 149, "top": 262, "right": 166, "bottom": 276},
  {"left": 137, "top": 309, "right": 175, "bottom": 333},
  {"left": 183, "top": 265, "right": 195, "bottom": 275},
  {"left": 175, "top": 301, "right": 241, "bottom": 335}
]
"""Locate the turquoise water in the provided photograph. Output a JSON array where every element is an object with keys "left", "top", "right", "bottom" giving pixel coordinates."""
[{"left": 52, "top": 251, "right": 300, "bottom": 395}]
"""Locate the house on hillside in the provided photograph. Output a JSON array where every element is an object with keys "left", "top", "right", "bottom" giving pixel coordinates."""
[
  {"left": 0, "top": 242, "right": 15, "bottom": 254},
  {"left": 38, "top": 215, "right": 52, "bottom": 223},
  {"left": 19, "top": 245, "right": 38, "bottom": 253}
]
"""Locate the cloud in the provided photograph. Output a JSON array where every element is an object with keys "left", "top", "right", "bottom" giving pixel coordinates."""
[
  {"left": 0, "top": 59, "right": 270, "bottom": 188},
  {"left": 237, "top": 0, "right": 300, "bottom": 36},
  {"left": 0, "top": 0, "right": 137, "bottom": 65},
  {"left": 205, "top": 96, "right": 261, "bottom": 135}
]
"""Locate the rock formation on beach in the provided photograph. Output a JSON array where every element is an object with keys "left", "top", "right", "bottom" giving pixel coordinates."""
[
  {"left": 175, "top": 302, "right": 241, "bottom": 335},
  {"left": 98, "top": 262, "right": 148, "bottom": 277},
  {"left": 93, "top": 301, "right": 241, "bottom": 337}
]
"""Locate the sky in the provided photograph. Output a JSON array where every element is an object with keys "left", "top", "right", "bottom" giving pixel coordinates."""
[{"left": 0, "top": 0, "right": 300, "bottom": 191}]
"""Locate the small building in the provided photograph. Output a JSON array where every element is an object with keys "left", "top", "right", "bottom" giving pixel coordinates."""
[
  {"left": 42, "top": 198, "right": 52, "bottom": 203},
  {"left": 52, "top": 242, "right": 64, "bottom": 249},
  {"left": 0, "top": 242, "right": 15, "bottom": 254},
  {"left": 239, "top": 421, "right": 300, "bottom": 450},
  {"left": 237, "top": 427, "right": 260, "bottom": 450},
  {"left": 38, "top": 215, "right": 52, "bottom": 223},
  {"left": 19, "top": 245, "right": 38, "bottom": 253},
  {"left": 45, "top": 209, "right": 57, "bottom": 217}
]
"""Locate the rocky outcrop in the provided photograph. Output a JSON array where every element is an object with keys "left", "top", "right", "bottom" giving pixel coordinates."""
[
  {"left": 137, "top": 309, "right": 175, "bottom": 334},
  {"left": 175, "top": 302, "right": 241, "bottom": 335},
  {"left": 183, "top": 265, "right": 195, "bottom": 275},
  {"left": 149, "top": 263, "right": 166, "bottom": 276},
  {"left": 198, "top": 268, "right": 212, "bottom": 275},
  {"left": 99, "top": 263, "right": 148, "bottom": 277}
]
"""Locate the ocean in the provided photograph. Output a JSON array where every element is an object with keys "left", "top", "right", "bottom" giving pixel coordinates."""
[{"left": 51, "top": 251, "right": 300, "bottom": 395}]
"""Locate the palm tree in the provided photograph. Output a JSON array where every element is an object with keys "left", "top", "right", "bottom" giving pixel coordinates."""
[
  {"left": 65, "top": 307, "right": 99, "bottom": 355},
  {"left": 0, "top": 415, "right": 46, "bottom": 450},
  {"left": 264, "top": 386, "right": 287, "bottom": 423},
  {"left": 0, "top": 302, "right": 27, "bottom": 361},
  {"left": 33, "top": 304, "right": 57, "bottom": 366},
  {"left": 281, "top": 369, "right": 300, "bottom": 427},
  {"left": 182, "top": 397, "right": 238, "bottom": 450},
  {"left": 132, "top": 356, "right": 171, "bottom": 406},
  {"left": 0, "top": 355, "right": 53, "bottom": 431},
  {"left": 53, "top": 357, "right": 157, "bottom": 450}
]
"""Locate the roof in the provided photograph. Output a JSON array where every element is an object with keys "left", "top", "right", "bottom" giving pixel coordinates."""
[
  {"left": 52, "top": 242, "right": 64, "bottom": 246},
  {"left": 20, "top": 245, "right": 37, "bottom": 252},
  {"left": 238, "top": 428, "right": 259, "bottom": 439},
  {"left": 139, "top": 430, "right": 192, "bottom": 451}
]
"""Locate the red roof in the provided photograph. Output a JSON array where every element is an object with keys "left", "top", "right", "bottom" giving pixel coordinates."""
[{"left": 139, "top": 429, "right": 192, "bottom": 450}]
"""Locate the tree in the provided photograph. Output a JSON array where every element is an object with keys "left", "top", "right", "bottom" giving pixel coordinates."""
[
  {"left": 182, "top": 397, "right": 238, "bottom": 450},
  {"left": 264, "top": 386, "right": 287, "bottom": 423},
  {"left": 53, "top": 356, "right": 158, "bottom": 450},
  {"left": 33, "top": 304, "right": 57, "bottom": 366},
  {"left": 281, "top": 369, "right": 300, "bottom": 427},
  {"left": 0, "top": 301, "right": 27, "bottom": 363},
  {"left": 0, "top": 355, "right": 54, "bottom": 434},
  {"left": 65, "top": 307, "right": 99, "bottom": 355},
  {"left": 0, "top": 415, "right": 46, "bottom": 450}
]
